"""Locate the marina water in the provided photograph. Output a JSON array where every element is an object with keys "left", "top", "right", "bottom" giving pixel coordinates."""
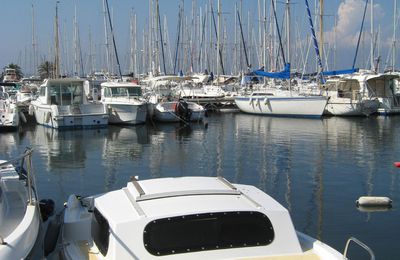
[{"left": 1, "top": 112, "right": 399, "bottom": 259}]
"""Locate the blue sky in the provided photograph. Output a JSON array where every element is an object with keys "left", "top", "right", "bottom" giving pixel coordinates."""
[{"left": 0, "top": 0, "right": 395, "bottom": 75}]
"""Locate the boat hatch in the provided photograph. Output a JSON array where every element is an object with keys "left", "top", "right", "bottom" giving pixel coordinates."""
[{"left": 143, "top": 211, "right": 274, "bottom": 256}]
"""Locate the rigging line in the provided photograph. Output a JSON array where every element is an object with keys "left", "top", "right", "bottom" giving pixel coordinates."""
[
  {"left": 211, "top": 3, "right": 226, "bottom": 75},
  {"left": 304, "top": 0, "right": 324, "bottom": 82},
  {"left": 352, "top": 0, "right": 369, "bottom": 69},
  {"left": 157, "top": 1, "right": 167, "bottom": 75},
  {"left": 271, "top": 0, "right": 286, "bottom": 65},
  {"left": 173, "top": 5, "right": 182, "bottom": 75},
  {"left": 104, "top": 0, "right": 122, "bottom": 79},
  {"left": 237, "top": 9, "right": 250, "bottom": 68}
]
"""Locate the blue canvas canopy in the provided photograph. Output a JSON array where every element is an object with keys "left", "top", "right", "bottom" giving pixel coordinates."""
[{"left": 253, "top": 63, "right": 291, "bottom": 79}]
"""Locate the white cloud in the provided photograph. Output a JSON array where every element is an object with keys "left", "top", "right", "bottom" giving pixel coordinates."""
[{"left": 325, "top": 0, "right": 385, "bottom": 47}]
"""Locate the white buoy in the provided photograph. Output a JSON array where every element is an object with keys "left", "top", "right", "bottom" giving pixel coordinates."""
[{"left": 356, "top": 196, "right": 392, "bottom": 207}]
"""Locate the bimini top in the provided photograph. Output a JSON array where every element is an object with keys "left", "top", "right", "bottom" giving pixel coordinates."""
[{"left": 90, "top": 176, "right": 303, "bottom": 259}]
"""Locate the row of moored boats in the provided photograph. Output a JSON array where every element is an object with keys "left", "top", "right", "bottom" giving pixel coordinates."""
[{"left": 1, "top": 68, "right": 400, "bottom": 130}]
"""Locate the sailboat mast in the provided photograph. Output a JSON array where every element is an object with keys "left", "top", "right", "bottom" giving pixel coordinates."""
[
  {"left": 217, "top": 0, "right": 221, "bottom": 81},
  {"left": 102, "top": 0, "right": 110, "bottom": 74},
  {"left": 393, "top": 0, "right": 397, "bottom": 71},
  {"left": 371, "top": 0, "right": 374, "bottom": 71},
  {"left": 319, "top": 0, "right": 324, "bottom": 66},
  {"left": 31, "top": 4, "right": 38, "bottom": 75},
  {"left": 54, "top": 1, "right": 60, "bottom": 78},
  {"left": 285, "top": 0, "right": 291, "bottom": 93}
]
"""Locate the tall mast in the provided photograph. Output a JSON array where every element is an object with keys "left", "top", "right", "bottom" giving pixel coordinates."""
[
  {"left": 319, "top": 0, "right": 324, "bottom": 67},
  {"left": 54, "top": 1, "right": 60, "bottom": 78},
  {"left": 31, "top": 4, "right": 38, "bottom": 75},
  {"left": 393, "top": 0, "right": 397, "bottom": 71},
  {"left": 285, "top": 0, "right": 290, "bottom": 65},
  {"left": 217, "top": 0, "right": 221, "bottom": 80},
  {"left": 371, "top": 0, "right": 374, "bottom": 71},
  {"left": 102, "top": 0, "right": 110, "bottom": 73},
  {"left": 73, "top": 5, "right": 78, "bottom": 76}
]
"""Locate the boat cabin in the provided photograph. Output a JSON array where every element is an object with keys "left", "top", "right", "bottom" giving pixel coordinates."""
[{"left": 38, "top": 78, "right": 88, "bottom": 106}]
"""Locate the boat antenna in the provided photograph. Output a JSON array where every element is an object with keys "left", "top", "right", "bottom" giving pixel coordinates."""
[{"left": 104, "top": 0, "right": 122, "bottom": 80}]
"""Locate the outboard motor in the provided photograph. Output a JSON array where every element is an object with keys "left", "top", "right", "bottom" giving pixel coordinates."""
[{"left": 176, "top": 99, "right": 192, "bottom": 122}]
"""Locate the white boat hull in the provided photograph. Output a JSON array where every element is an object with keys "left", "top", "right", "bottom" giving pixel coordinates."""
[
  {"left": 324, "top": 99, "right": 379, "bottom": 116},
  {"left": 0, "top": 157, "right": 41, "bottom": 259},
  {"left": 235, "top": 95, "right": 328, "bottom": 118},
  {"left": 105, "top": 103, "right": 147, "bottom": 125},
  {"left": 31, "top": 103, "right": 108, "bottom": 129}
]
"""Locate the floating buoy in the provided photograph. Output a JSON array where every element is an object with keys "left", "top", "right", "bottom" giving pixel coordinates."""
[
  {"left": 356, "top": 196, "right": 392, "bottom": 207},
  {"left": 394, "top": 162, "right": 400, "bottom": 168}
]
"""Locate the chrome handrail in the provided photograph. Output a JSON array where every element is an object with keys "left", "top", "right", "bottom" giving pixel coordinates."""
[{"left": 343, "top": 237, "right": 375, "bottom": 260}]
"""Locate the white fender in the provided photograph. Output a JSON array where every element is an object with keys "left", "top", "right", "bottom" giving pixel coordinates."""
[
  {"left": 249, "top": 98, "right": 253, "bottom": 105},
  {"left": 28, "top": 104, "right": 35, "bottom": 116},
  {"left": 264, "top": 97, "right": 269, "bottom": 105}
]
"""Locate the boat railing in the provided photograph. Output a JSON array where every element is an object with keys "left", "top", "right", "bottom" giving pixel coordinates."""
[
  {"left": 0, "top": 148, "right": 35, "bottom": 205},
  {"left": 343, "top": 237, "right": 375, "bottom": 260}
]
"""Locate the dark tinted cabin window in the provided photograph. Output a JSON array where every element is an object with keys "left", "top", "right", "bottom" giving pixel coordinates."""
[
  {"left": 91, "top": 208, "right": 110, "bottom": 256},
  {"left": 143, "top": 211, "right": 274, "bottom": 256}
]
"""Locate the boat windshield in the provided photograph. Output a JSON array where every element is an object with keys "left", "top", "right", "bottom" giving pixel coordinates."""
[
  {"left": 104, "top": 87, "right": 142, "bottom": 98},
  {"left": 48, "top": 82, "right": 83, "bottom": 105},
  {"left": 143, "top": 211, "right": 274, "bottom": 256}
]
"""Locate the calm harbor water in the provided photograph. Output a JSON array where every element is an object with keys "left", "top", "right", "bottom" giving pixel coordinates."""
[{"left": 1, "top": 112, "right": 400, "bottom": 259}]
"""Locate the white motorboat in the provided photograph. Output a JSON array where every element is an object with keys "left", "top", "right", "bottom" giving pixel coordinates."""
[
  {"left": 322, "top": 77, "right": 379, "bottom": 116},
  {"left": 0, "top": 149, "right": 41, "bottom": 259},
  {"left": 51, "top": 176, "right": 373, "bottom": 260},
  {"left": 154, "top": 100, "right": 205, "bottom": 123},
  {"left": 344, "top": 71, "right": 400, "bottom": 115},
  {"left": 30, "top": 78, "right": 108, "bottom": 129},
  {"left": 101, "top": 81, "right": 147, "bottom": 125},
  {"left": 235, "top": 89, "right": 328, "bottom": 118},
  {"left": 0, "top": 91, "right": 19, "bottom": 130}
]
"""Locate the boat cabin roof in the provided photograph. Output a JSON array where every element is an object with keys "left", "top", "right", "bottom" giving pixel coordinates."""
[{"left": 91, "top": 176, "right": 302, "bottom": 259}]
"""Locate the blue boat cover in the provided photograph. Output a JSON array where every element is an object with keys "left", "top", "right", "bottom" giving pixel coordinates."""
[{"left": 253, "top": 63, "right": 291, "bottom": 79}]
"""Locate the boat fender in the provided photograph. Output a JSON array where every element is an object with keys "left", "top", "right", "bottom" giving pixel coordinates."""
[
  {"left": 264, "top": 97, "right": 269, "bottom": 105},
  {"left": 19, "top": 111, "right": 27, "bottom": 123},
  {"left": 44, "top": 212, "right": 62, "bottom": 256},
  {"left": 44, "top": 111, "right": 51, "bottom": 123},
  {"left": 356, "top": 196, "right": 392, "bottom": 207},
  {"left": 28, "top": 104, "right": 35, "bottom": 116},
  {"left": 39, "top": 199, "right": 55, "bottom": 222},
  {"left": 394, "top": 162, "right": 400, "bottom": 168},
  {"left": 249, "top": 98, "right": 253, "bottom": 105}
]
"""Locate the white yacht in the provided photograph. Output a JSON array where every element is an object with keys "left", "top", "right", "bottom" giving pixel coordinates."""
[
  {"left": 0, "top": 91, "right": 19, "bottom": 130},
  {"left": 0, "top": 149, "right": 41, "bottom": 259},
  {"left": 101, "top": 81, "right": 147, "bottom": 125},
  {"left": 344, "top": 71, "right": 400, "bottom": 115},
  {"left": 30, "top": 78, "right": 108, "bottom": 128},
  {"left": 51, "top": 176, "right": 373, "bottom": 260},
  {"left": 235, "top": 89, "right": 328, "bottom": 118},
  {"left": 322, "top": 77, "right": 379, "bottom": 116}
]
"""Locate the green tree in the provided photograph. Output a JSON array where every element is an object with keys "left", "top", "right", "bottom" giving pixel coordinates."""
[
  {"left": 2, "top": 63, "right": 23, "bottom": 80},
  {"left": 38, "top": 61, "right": 54, "bottom": 80}
]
